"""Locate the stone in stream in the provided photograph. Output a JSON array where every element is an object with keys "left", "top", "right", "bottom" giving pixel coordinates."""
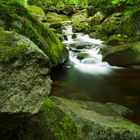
[
  {"left": 51, "top": 96, "right": 140, "bottom": 140},
  {"left": 76, "top": 52, "right": 89, "bottom": 60}
]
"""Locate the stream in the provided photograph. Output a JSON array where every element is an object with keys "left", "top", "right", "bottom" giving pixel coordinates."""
[{"left": 51, "top": 25, "right": 140, "bottom": 125}]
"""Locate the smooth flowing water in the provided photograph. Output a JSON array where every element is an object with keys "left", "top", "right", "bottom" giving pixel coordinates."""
[{"left": 51, "top": 25, "right": 140, "bottom": 125}]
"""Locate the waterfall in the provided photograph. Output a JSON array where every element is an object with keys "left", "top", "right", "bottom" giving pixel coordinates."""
[{"left": 62, "top": 25, "right": 118, "bottom": 75}]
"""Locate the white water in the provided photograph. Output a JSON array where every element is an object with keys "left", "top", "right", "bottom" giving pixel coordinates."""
[{"left": 62, "top": 26, "right": 118, "bottom": 75}]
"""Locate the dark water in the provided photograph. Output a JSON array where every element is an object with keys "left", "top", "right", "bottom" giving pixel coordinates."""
[{"left": 51, "top": 66, "right": 140, "bottom": 125}]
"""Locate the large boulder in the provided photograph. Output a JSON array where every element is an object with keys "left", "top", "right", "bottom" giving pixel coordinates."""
[
  {"left": 101, "top": 42, "right": 140, "bottom": 67},
  {"left": 51, "top": 97, "right": 140, "bottom": 140},
  {"left": 0, "top": 28, "right": 78, "bottom": 140},
  {"left": 0, "top": 2, "right": 68, "bottom": 67},
  {"left": 0, "top": 27, "right": 52, "bottom": 113}
]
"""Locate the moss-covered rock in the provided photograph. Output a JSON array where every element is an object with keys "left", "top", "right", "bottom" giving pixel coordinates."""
[
  {"left": 76, "top": 52, "right": 89, "bottom": 60},
  {"left": 51, "top": 96, "right": 140, "bottom": 140},
  {"left": 0, "top": 27, "right": 52, "bottom": 113},
  {"left": 90, "top": 11, "right": 105, "bottom": 26},
  {"left": 107, "top": 34, "right": 129, "bottom": 45},
  {"left": 0, "top": 98, "right": 78, "bottom": 140},
  {"left": 101, "top": 12, "right": 123, "bottom": 36},
  {"left": 46, "top": 12, "right": 69, "bottom": 23},
  {"left": 71, "top": 9, "right": 90, "bottom": 33},
  {"left": 37, "top": 98, "right": 78, "bottom": 140},
  {"left": 58, "top": 4, "right": 75, "bottom": 16},
  {"left": 28, "top": 5, "right": 46, "bottom": 22},
  {"left": 45, "top": 4, "right": 76, "bottom": 16},
  {"left": 100, "top": 10, "right": 140, "bottom": 40},
  {"left": 101, "top": 42, "right": 140, "bottom": 67},
  {"left": 0, "top": 2, "right": 68, "bottom": 66}
]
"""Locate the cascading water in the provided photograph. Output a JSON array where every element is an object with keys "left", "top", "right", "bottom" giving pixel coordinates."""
[{"left": 62, "top": 25, "right": 117, "bottom": 74}]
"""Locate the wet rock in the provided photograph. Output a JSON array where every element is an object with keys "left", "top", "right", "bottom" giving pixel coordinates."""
[
  {"left": 49, "top": 23, "right": 62, "bottom": 29},
  {"left": 49, "top": 23, "right": 63, "bottom": 33},
  {"left": 72, "top": 33, "right": 77, "bottom": 39},
  {"left": 76, "top": 52, "right": 89, "bottom": 60},
  {"left": 51, "top": 97, "right": 140, "bottom": 140},
  {"left": 101, "top": 42, "right": 140, "bottom": 67}
]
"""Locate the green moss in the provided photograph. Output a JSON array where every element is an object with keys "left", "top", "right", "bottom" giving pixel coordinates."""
[
  {"left": 0, "top": 28, "right": 27, "bottom": 61},
  {"left": 46, "top": 12, "right": 69, "bottom": 23},
  {"left": 28, "top": 5, "right": 46, "bottom": 21},
  {"left": 0, "top": 2, "right": 67, "bottom": 66},
  {"left": 28, "top": 5, "right": 45, "bottom": 16},
  {"left": 38, "top": 98, "right": 78, "bottom": 140}
]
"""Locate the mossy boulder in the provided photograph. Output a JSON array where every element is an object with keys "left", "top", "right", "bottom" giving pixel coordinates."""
[
  {"left": 101, "top": 42, "right": 140, "bottom": 67},
  {"left": 0, "top": 27, "right": 52, "bottom": 113},
  {"left": 58, "top": 4, "right": 75, "bottom": 16},
  {"left": 100, "top": 10, "right": 140, "bottom": 39},
  {"left": 90, "top": 11, "right": 105, "bottom": 26},
  {"left": 37, "top": 98, "right": 78, "bottom": 140},
  {"left": 101, "top": 12, "right": 123, "bottom": 36},
  {"left": 0, "top": 2, "right": 68, "bottom": 67},
  {"left": 107, "top": 34, "right": 129, "bottom": 45},
  {"left": 46, "top": 12, "right": 69, "bottom": 23},
  {"left": 51, "top": 97, "right": 140, "bottom": 140},
  {"left": 28, "top": 5, "right": 46, "bottom": 22},
  {"left": 71, "top": 9, "right": 90, "bottom": 33}
]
